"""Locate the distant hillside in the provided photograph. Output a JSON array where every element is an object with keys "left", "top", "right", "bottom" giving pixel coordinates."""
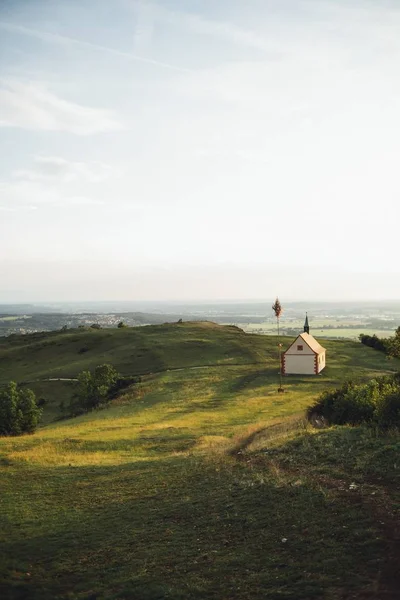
[
  {"left": 0, "top": 322, "right": 272, "bottom": 383},
  {"left": 2, "top": 321, "right": 397, "bottom": 385},
  {"left": 0, "top": 311, "right": 201, "bottom": 336},
  {"left": 1, "top": 321, "right": 399, "bottom": 426}
]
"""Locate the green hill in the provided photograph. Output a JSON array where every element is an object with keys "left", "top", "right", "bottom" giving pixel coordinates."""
[
  {"left": 1, "top": 323, "right": 399, "bottom": 599},
  {"left": 0, "top": 322, "right": 270, "bottom": 381},
  {"left": 1, "top": 321, "right": 396, "bottom": 419},
  {"left": 2, "top": 320, "right": 397, "bottom": 380}
]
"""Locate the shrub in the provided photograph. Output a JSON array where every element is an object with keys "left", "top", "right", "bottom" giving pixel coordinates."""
[
  {"left": 335, "top": 381, "right": 380, "bottom": 425},
  {"left": 307, "top": 375, "right": 400, "bottom": 429},
  {"left": 375, "top": 392, "right": 400, "bottom": 429},
  {"left": 359, "top": 330, "right": 400, "bottom": 359},
  {"left": 70, "top": 366, "right": 141, "bottom": 416},
  {"left": 0, "top": 383, "right": 42, "bottom": 436},
  {"left": 109, "top": 375, "right": 141, "bottom": 398},
  {"left": 76, "top": 364, "right": 119, "bottom": 412}
]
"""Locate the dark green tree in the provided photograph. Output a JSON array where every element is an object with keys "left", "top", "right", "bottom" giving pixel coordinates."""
[
  {"left": 18, "top": 388, "right": 42, "bottom": 433},
  {"left": 94, "top": 364, "right": 118, "bottom": 392},
  {"left": 77, "top": 364, "right": 119, "bottom": 411},
  {"left": 0, "top": 382, "right": 42, "bottom": 436},
  {"left": 77, "top": 370, "right": 97, "bottom": 411},
  {"left": 0, "top": 382, "right": 20, "bottom": 436}
]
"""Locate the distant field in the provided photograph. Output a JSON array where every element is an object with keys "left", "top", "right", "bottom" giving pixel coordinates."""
[
  {"left": 1, "top": 323, "right": 399, "bottom": 599},
  {"left": 312, "top": 328, "right": 394, "bottom": 339},
  {"left": 240, "top": 321, "right": 394, "bottom": 339},
  {"left": 0, "top": 316, "right": 30, "bottom": 322}
]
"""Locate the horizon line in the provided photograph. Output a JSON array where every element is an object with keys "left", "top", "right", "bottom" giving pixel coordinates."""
[{"left": 1, "top": 299, "right": 400, "bottom": 305}]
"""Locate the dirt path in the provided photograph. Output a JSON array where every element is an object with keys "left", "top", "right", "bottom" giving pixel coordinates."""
[{"left": 22, "top": 362, "right": 267, "bottom": 385}]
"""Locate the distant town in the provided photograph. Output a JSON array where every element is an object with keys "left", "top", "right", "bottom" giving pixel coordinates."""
[{"left": 1, "top": 300, "right": 400, "bottom": 339}]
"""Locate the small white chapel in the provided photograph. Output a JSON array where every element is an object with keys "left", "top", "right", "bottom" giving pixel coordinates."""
[{"left": 282, "top": 315, "right": 326, "bottom": 375}]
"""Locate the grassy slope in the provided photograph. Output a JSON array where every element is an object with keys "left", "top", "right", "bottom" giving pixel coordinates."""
[
  {"left": 0, "top": 322, "right": 270, "bottom": 381},
  {"left": 0, "top": 323, "right": 399, "bottom": 599},
  {"left": 0, "top": 322, "right": 270, "bottom": 424},
  {"left": 1, "top": 322, "right": 396, "bottom": 424}
]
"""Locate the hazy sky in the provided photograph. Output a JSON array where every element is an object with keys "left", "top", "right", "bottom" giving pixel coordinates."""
[{"left": 1, "top": 0, "right": 400, "bottom": 301}]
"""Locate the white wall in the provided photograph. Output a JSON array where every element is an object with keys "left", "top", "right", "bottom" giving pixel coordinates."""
[
  {"left": 283, "top": 334, "right": 326, "bottom": 374},
  {"left": 316, "top": 351, "right": 326, "bottom": 373},
  {"left": 284, "top": 355, "right": 316, "bottom": 375}
]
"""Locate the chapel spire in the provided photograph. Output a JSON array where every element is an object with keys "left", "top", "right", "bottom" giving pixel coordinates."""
[{"left": 304, "top": 313, "right": 310, "bottom": 334}]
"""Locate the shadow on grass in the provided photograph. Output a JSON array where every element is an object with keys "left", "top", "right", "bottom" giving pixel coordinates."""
[
  {"left": 228, "top": 369, "right": 275, "bottom": 393},
  {"left": 254, "top": 426, "right": 400, "bottom": 487},
  {"left": 60, "top": 434, "right": 198, "bottom": 455},
  {"left": 0, "top": 453, "right": 386, "bottom": 600}
]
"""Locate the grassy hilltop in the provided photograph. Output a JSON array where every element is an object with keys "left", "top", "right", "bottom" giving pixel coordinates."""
[
  {"left": 0, "top": 322, "right": 399, "bottom": 599},
  {"left": 0, "top": 321, "right": 395, "bottom": 422},
  {"left": 0, "top": 322, "right": 271, "bottom": 380}
]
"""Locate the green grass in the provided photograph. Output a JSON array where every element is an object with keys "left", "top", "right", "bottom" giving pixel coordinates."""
[
  {"left": 1, "top": 322, "right": 397, "bottom": 423},
  {"left": 0, "top": 322, "right": 270, "bottom": 381},
  {"left": 0, "top": 322, "right": 399, "bottom": 599}
]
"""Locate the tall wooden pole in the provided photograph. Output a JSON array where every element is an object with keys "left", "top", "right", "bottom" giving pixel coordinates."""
[{"left": 272, "top": 298, "right": 284, "bottom": 392}]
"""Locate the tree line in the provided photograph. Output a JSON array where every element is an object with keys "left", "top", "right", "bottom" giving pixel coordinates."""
[{"left": 359, "top": 326, "right": 400, "bottom": 359}]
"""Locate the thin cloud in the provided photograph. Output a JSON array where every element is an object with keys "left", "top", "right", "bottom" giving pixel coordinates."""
[
  {"left": 133, "top": 1, "right": 277, "bottom": 54},
  {"left": 0, "top": 80, "right": 121, "bottom": 134},
  {"left": 0, "top": 21, "right": 191, "bottom": 74},
  {"left": 55, "top": 196, "right": 106, "bottom": 207},
  {"left": 13, "top": 156, "right": 119, "bottom": 183},
  {"left": 0, "top": 180, "right": 103, "bottom": 210},
  {"left": 0, "top": 205, "right": 37, "bottom": 212}
]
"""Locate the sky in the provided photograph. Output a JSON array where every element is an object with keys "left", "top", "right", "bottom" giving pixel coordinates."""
[{"left": 1, "top": 0, "right": 400, "bottom": 302}]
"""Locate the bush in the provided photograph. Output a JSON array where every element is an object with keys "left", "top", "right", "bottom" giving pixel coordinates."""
[
  {"left": 69, "top": 366, "right": 141, "bottom": 416},
  {"left": 359, "top": 330, "right": 400, "bottom": 359},
  {"left": 359, "top": 333, "right": 388, "bottom": 353},
  {"left": 76, "top": 364, "right": 119, "bottom": 412},
  {"left": 375, "top": 393, "right": 400, "bottom": 429},
  {"left": 307, "top": 375, "right": 400, "bottom": 429},
  {"left": 109, "top": 375, "right": 141, "bottom": 398},
  {"left": 0, "top": 382, "right": 42, "bottom": 436}
]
